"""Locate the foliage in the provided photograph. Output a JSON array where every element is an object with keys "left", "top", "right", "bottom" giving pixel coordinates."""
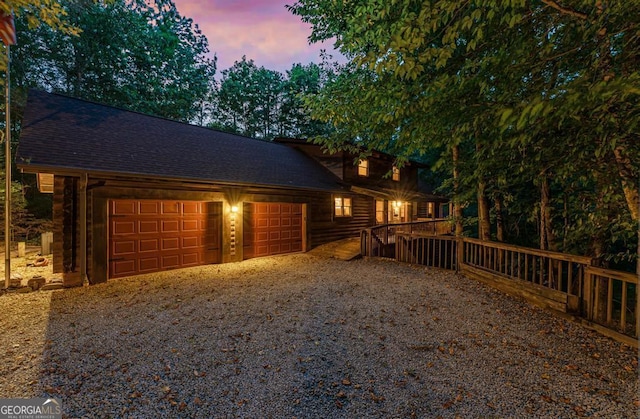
[
  {"left": 290, "top": 0, "right": 639, "bottom": 268},
  {"left": 10, "top": 0, "right": 215, "bottom": 122},
  {"left": 211, "top": 57, "right": 334, "bottom": 140},
  {"left": 0, "top": 0, "right": 80, "bottom": 74},
  {"left": 0, "top": 176, "right": 51, "bottom": 242}
]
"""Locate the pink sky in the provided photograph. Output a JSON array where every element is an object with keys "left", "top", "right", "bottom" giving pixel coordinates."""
[{"left": 172, "top": 0, "right": 343, "bottom": 74}]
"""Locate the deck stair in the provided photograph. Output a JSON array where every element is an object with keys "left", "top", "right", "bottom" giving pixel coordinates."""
[{"left": 309, "top": 238, "right": 361, "bottom": 261}]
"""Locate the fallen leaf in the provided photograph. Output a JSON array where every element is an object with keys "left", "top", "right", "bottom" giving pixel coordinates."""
[{"left": 342, "top": 378, "right": 352, "bottom": 386}]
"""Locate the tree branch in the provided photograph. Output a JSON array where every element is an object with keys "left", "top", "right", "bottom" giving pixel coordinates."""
[{"left": 540, "top": 0, "right": 588, "bottom": 20}]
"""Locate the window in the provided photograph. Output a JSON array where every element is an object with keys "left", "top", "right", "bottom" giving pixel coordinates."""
[
  {"left": 390, "top": 201, "right": 406, "bottom": 222},
  {"left": 375, "top": 200, "right": 386, "bottom": 224},
  {"left": 417, "top": 202, "right": 435, "bottom": 219},
  {"left": 392, "top": 165, "right": 400, "bottom": 181},
  {"left": 334, "top": 197, "right": 352, "bottom": 217},
  {"left": 357, "top": 159, "right": 369, "bottom": 176}
]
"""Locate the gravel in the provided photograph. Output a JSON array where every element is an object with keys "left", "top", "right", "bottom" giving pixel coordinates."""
[{"left": 1, "top": 254, "right": 638, "bottom": 418}]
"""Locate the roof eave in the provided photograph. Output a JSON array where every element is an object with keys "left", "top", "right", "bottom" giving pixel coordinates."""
[{"left": 17, "top": 162, "right": 349, "bottom": 194}]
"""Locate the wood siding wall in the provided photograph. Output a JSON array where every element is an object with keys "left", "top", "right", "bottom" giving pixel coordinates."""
[
  {"left": 53, "top": 175, "right": 378, "bottom": 284},
  {"left": 52, "top": 176, "right": 92, "bottom": 281},
  {"left": 307, "top": 194, "right": 375, "bottom": 248},
  {"left": 342, "top": 155, "right": 419, "bottom": 193}
]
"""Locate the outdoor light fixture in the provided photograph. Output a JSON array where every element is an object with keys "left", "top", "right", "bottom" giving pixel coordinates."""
[
  {"left": 231, "top": 205, "right": 239, "bottom": 213},
  {"left": 393, "top": 201, "right": 402, "bottom": 208}
]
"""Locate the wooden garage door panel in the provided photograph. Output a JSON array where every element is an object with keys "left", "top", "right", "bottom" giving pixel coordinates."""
[
  {"left": 139, "top": 201, "right": 160, "bottom": 214},
  {"left": 113, "top": 221, "right": 136, "bottom": 235},
  {"left": 140, "top": 257, "right": 159, "bottom": 272},
  {"left": 247, "top": 203, "right": 303, "bottom": 259},
  {"left": 161, "top": 201, "right": 180, "bottom": 214},
  {"left": 109, "top": 200, "right": 221, "bottom": 278},
  {"left": 139, "top": 220, "right": 159, "bottom": 234},
  {"left": 113, "top": 241, "right": 135, "bottom": 256},
  {"left": 113, "top": 259, "right": 136, "bottom": 276},
  {"left": 113, "top": 201, "right": 136, "bottom": 215},
  {"left": 139, "top": 239, "right": 158, "bottom": 253},
  {"left": 183, "top": 219, "right": 199, "bottom": 231}
]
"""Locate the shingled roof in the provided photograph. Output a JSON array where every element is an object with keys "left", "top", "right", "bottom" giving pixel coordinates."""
[{"left": 16, "top": 90, "right": 348, "bottom": 192}]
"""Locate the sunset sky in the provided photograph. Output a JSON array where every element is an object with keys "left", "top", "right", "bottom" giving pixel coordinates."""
[{"left": 171, "top": 0, "right": 344, "bottom": 74}]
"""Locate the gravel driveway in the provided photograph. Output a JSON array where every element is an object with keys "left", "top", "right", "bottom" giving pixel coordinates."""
[{"left": 1, "top": 254, "right": 637, "bottom": 418}]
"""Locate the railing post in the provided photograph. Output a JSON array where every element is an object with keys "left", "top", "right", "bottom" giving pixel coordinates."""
[
  {"left": 368, "top": 229, "right": 373, "bottom": 257},
  {"left": 456, "top": 237, "right": 463, "bottom": 272},
  {"left": 361, "top": 230, "right": 367, "bottom": 257},
  {"left": 583, "top": 269, "right": 592, "bottom": 320}
]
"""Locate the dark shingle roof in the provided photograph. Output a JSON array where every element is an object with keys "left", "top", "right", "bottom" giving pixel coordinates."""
[{"left": 16, "top": 90, "right": 347, "bottom": 192}]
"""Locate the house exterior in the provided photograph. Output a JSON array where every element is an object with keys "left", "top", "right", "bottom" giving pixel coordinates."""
[
  {"left": 274, "top": 138, "right": 449, "bottom": 224},
  {"left": 16, "top": 90, "right": 448, "bottom": 286}
]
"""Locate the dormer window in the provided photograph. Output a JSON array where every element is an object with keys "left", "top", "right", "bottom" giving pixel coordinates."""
[
  {"left": 392, "top": 165, "right": 400, "bottom": 181},
  {"left": 357, "top": 159, "right": 369, "bottom": 177}
]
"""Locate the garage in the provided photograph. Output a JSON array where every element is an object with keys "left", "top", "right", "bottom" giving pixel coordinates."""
[
  {"left": 244, "top": 203, "right": 304, "bottom": 259},
  {"left": 109, "top": 200, "right": 222, "bottom": 278}
]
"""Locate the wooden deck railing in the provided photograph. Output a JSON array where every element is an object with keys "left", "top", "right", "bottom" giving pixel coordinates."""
[
  {"left": 583, "top": 266, "right": 638, "bottom": 340},
  {"left": 360, "top": 219, "right": 452, "bottom": 258},
  {"left": 361, "top": 222, "right": 638, "bottom": 346},
  {"left": 396, "top": 234, "right": 458, "bottom": 270}
]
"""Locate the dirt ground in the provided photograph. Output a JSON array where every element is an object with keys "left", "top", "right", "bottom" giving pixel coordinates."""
[{"left": 0, "top": 245, "right": 56, "bottom": 288}]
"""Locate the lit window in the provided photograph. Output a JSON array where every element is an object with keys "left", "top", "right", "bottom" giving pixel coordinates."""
[
  {"left": 392, "top": 165, "right": 400, "bottom": 181},
  {"left": 334, "top": 197, "right": 352, "bottom": 217},
  {"left": 357, "top": 159, "right": 369, "bottom": 176}
]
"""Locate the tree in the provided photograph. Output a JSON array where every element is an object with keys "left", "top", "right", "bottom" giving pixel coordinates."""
[
  {"left": 0, "top": 0, "right": 79, "bottom": 74},
  {"left": 212, "top": 58, "right": 334, "bottom": 140},
  {"left": 290, "top": 0, "right": 639, "bottom": 269},
  {"left": 11, "top": 0, "right": 215, "bottom": 122}
]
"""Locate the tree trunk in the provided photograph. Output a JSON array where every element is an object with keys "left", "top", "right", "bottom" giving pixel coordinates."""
[
  {"left": 612, "top": 145, "right": 639, "bottom": 222},
  {"left": 477, "top": 180, "right": 491, "bottom": 241},
  {"left": 452, "top": 144, "right": 463, "bottom": 236},
  {"left": 563, "top": 192, "right": 569, "bottom": 251},
  {"left": 494, "top": 193, "right": 505, "bottom": 242},
  {"left": 539, "top": 171, "right": 557, "bottom": 251}
]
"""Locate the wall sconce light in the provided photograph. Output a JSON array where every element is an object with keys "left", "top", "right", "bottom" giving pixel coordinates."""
[
  {"left": 231, "top": 205, "right": 239, "bottom": 213},
  {"left": 393, "top": 201, "right": 402, "bottom": 208}
]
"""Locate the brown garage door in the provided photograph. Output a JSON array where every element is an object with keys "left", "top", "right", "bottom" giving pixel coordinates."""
[
  {"left": 109, "top": 200, "right": 221, "bottom": 278},
  {"left": 244, "top": 203, "right": 303, "bottom": 259}
]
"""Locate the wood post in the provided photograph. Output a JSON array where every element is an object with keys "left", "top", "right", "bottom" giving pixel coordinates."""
[{"left": 79, "top": 174, "right": 88, "bottom": 285}]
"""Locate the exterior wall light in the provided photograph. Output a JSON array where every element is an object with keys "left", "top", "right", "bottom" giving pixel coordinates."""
[{"left": 231, "top": 205, "right": 239, "bottom": 213}]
